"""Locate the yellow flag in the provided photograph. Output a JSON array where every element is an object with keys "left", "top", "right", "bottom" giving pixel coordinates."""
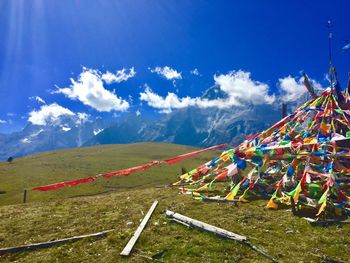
[
  {"left": 180, "top": 173, "right": 189, "bottom": 180},
  {"left": 196, "top": 183, "right": 209, "bottom": 192},
  {"left": 316, "top": 199, "right": 327, "bottom": 216},
  {"left": 192, "top": 192, "right": 201, "bottom": 197},
  {"left": 220, "top": 154, "right": 231, "bottom": 162},
  {"left": 266, "top": 198, "right": 278, "bottom": 209},
  {"left": 225, "top": 182, "right": 242, "bottom": 200}
]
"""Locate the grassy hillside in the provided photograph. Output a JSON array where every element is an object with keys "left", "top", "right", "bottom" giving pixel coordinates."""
[
  {"left": 0, "top": 142, "right": 216, "bottom": 206},
  {"left": 0, "top": 143, "right": 349, "bottom": 262}
]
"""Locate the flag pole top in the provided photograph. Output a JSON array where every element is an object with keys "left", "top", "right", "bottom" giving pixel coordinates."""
[{"left": 327, "top": 20, "right": 334, "bottom": 87}]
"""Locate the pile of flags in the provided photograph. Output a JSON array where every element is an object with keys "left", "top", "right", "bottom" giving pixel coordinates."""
[{"left": 175, "top": 73, "right": 350, "bottom": 218}]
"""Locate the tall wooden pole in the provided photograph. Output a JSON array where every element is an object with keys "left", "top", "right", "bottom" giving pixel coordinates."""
[{"left": 327, "top": 21, "right": 333, "bottom": 87}]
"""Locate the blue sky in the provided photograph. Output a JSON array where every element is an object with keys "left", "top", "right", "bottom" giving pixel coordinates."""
[{"left": 0, "top": 0, "right": 349, "bottom": 133}]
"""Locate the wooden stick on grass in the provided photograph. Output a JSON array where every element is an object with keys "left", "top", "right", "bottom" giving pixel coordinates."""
[
  {"left": 120, "top": 200, "right": 158, "bottom": 257},
  {"left": 0, "top": 230, "right": 113, "bottom": 255}
]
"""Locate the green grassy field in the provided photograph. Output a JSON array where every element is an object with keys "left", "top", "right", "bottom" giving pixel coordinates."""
[
  {"left": 0, "top": 143, "right": 349, "bottom": 262},
  {"left": 0, "top": 142, "right": 215, "bottom": 206}
]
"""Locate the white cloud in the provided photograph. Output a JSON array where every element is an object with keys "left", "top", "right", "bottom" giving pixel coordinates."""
[
  {"left": 190, "top": 68, "right": 200, "bottom": 76},
  {"left": 213, "top": 71, "right": 275, "bottom": 105},
  {"left": 140, "top": 84, "right": 197, "bottom": 113},
  {"left": 150, "top": 66, "right": 182, "bottom": 80},
  {"left": 136, "top": 110, "right": 141, "bottom": 116},
  {"left": 101, "top": 67, "right": 136, "bottom": 84},
  {"left": 6, "top": 113, "right": 16, "bottom": 117},
  {"left": 0, "top": 119, "right": 6, "bottom": 124},
  {"left": 29, "top": 96, "right": 46, "bottom": 104},
  {"left": 28, "top": 103, "right": 75, "bottom": 125},
  {"left": 278, "top": 75, "right": 322, "bottom": 102},
  {"left": 55, "top": 68, "right": 129, "bottom": 112},
  {"left": 140, "top": 70, "right": 275, "bottom": 113}
]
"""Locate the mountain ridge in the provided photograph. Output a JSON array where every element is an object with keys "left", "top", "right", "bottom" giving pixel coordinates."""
[{"left": 0, "top": 86, "right": 284, "bottom": 160}]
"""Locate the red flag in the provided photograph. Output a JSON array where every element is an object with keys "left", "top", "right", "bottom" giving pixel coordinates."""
[
  {"left": 215, "top": 169, "right": 228, "bottom": 181},
  {"left": 245, "top": 133, "right": 259, "bottom": 141},
  {"left": 32, "top": 143, "right": 228, "bottom": 191},
  {"left": 102, "top": 161, "right": 160, "bottom": 178},
  {"left": 32, "top": 177, "right": 96, "bottom": 191},
  {"left": 164, "top": 143, "right": 228, "bottom": 164}
]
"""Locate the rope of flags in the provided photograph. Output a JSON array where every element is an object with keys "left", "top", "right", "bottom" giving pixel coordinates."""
[{"left": 32, "top": 144, "right": 228, "bottom": 191}]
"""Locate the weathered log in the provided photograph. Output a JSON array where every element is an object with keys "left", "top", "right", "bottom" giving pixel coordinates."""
[
  {"left": 120, "top": 200, "right": 158, "bottom": 256},
  {"left": 166, "top": 210, "right": 246, "bottom": 242},
  {"left": 166, "top": 210, "right": 278, "bottom": 262},
  {"left": 0, "top": 230, "right": 112, "bottom": 255}
]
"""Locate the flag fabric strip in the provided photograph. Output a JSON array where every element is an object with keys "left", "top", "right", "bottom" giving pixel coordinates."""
[
  {"left": 102, "top": 161, "right": 160, "bottom": 178},
  {"left": 32, "top": 143, "right": 228, "bottom": 191},
  {"left": 164, "top": 143, "right": 228, "bottom": 164},
  {"left": 32, "top": 177, "right": 96, "bottom": 191}
]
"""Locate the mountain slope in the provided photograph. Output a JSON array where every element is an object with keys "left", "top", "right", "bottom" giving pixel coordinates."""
[
  {"left": 84, "top": 114, "right": 152, "bottom": 146},
  {"left": 142, "top": 104, "right": 281, "bottom": 147}
]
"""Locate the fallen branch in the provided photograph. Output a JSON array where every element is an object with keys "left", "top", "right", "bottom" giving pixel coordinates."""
[
  {"left": 120, "top": 200, "right": 158, "bottom": 256},
  {"left": 0, "top": 230, "right": 112, "bottom": 255},
  {"left": 202, "top": 196, "right": 239, "bottom": 203},
  {"left": 166, "top": 210, "right": 246, "bottom": 241},
  {"left": 309, "top": 252, "right": 345, "bottom": 263},
  {"left": 166, "top": 210, "right": 277, "bottom": 262}
]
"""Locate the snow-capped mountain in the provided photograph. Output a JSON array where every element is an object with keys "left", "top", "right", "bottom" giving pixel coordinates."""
[
  {"left": 139, "top": 104, "right": 281, "bottom": 147},
  {"left": 85, "top": 104, "right": 281, "bottom": 149},
  {"left": 87, "top": 86, "right": 282, "bottom": 148},
  {"left": 0, "top": 115, "right": 108, "bottom": 160}
]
